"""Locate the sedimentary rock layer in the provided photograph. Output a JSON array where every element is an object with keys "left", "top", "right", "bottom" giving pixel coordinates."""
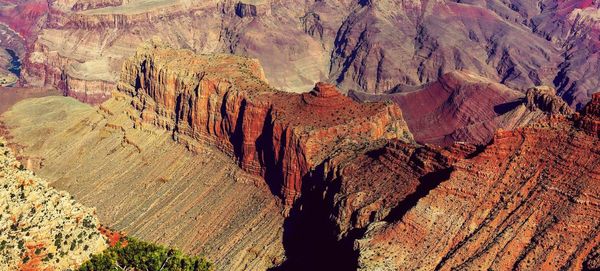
[{"left": 117, "top": 44, "right": 413, "bottom": 205}]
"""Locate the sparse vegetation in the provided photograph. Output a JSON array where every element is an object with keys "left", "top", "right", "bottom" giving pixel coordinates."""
[{"left": 79, "top": 237, "right": 211, "bottom": 271}]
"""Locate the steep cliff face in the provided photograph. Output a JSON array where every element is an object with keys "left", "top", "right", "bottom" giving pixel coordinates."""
[
  {"left": 354, "top": 114, "right": 600, "bottom": 270},
  {"left": 118, "top": 44, "right": 413, "bottom": 206}
]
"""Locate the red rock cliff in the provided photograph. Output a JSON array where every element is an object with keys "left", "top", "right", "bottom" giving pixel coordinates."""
[{"left": 117, "top": 43, "right": 413, "bottom": 207}]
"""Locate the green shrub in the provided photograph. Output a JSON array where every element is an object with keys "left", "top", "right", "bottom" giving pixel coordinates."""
[{"left": 78, "top": 237, "right": 211, "bottom": 271}]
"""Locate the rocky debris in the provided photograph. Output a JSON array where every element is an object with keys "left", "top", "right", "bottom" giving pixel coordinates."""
[
  {"left": 118, "top": 44, "right": 413, "bottom": 207},
  {"left": 525, "top": 86, "right": 574, "bottom": 115},
  {"left": 0, "top": 138, "right": 107, "bottom": 270}
]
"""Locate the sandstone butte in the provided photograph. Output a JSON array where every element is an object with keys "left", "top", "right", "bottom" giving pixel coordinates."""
[{"left": 117, "top": 42, "right": 414, "bottom": 207}]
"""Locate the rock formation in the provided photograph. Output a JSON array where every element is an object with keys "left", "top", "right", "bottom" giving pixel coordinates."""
[
  {"left": 575, "top": 92, "right": 600, "bottom": 137},
  {"left": 1, "top": 94, "right": 286, "bottom": 270},
  {"left": 0, "top": 138, "right": 107, "bottom": 270},
  {"left": 525, "top": 86, "right": 575, "bottom": 115},
  {"left": 1, "top": 45, "right": 599, "bottom": 270},
  {"left": 117, "top": 44, "right": 413, "bottom": 206}
]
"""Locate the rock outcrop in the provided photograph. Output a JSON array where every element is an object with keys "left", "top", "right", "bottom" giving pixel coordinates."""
[
  {"left": 0, "top": 138, "right": 107, "bottom": 270},
  {"left": 525, "top": 86, "right": 574, "bottom": 115},
  {"left": 118, "top": 44, "right": 413, "bottom": 206},
  {"left": 575, "top": 92, "right": 600, "bottom": 137}
]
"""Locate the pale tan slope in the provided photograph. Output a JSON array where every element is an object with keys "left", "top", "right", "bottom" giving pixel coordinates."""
[{"left": 1, "top": 94, "right": 285, "bottom": 270}]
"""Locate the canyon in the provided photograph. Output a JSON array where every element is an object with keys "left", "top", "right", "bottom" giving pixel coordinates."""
[
  {"left": 0, "top": 0, "right": 599, "bottom": 270},
  {"left": 1, "top": 45, "right": 598, "bottom": 270}
]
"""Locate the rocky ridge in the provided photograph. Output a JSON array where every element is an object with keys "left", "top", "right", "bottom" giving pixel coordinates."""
[{"left": 0, "top": 138, "right": 107, "bottom": 270}]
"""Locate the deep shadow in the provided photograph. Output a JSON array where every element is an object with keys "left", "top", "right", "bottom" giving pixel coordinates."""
[
  {"left": 493, "top": 99, "right": 523, "bottom": 115},
  {"left": 384, "top": 167, "right": 453, "bottom": 223},
  {"left": 268, "top": 163, "right": 358, "bottom": 271},
  {"left": 255, "top": 108, "right": 286, "bottom": 197}
]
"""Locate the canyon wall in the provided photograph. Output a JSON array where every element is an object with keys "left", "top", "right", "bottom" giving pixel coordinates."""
[
  {"left": 117, "top": 44, "right": 413, "bottom": 206},
  {"left": 2, "top": 45, "right": 599, "bottom": 270}
]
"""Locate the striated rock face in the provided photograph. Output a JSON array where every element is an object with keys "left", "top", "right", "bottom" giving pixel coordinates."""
[
  {"left": 329, "top": 141, "right": 471, "bottom": 238},
  {"left": 351, "top": 71, "right": 569, "bottom": 146},
  {"left": 2, "top": 46, "right": 599, "bottom": 270},
  {"left": 0, "top": 138, "right": 107, "bottom": 270},
  {"left": 118, "top": 44, "right": 413, "bottom": 206},
  {"left": 354, "top": 114, "right": 600, "bottom": 270}
]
